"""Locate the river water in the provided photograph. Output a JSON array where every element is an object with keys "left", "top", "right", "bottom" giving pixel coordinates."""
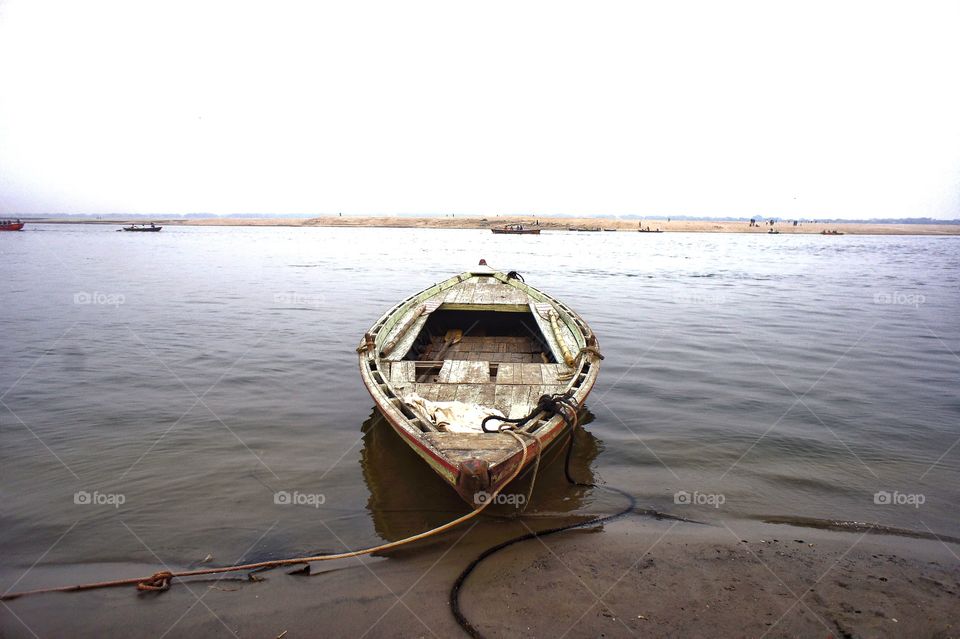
[{"left": 1, "top": 223, "right": 958, "bottom": 574}]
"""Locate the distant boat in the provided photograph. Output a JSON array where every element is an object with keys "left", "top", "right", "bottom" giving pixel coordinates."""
[
  {"left": 637, "top": 228, "right": 662, "bottom": 233},
  {"left": 0, "top": 221, "right": 24, "bottom": 231},
  {"left": 122, "top": 224, "right": 162, "bottom": 232},
  {"left": 602, "top": 228, "right": 617, "bottom": 232},
  {"left": 491, "top": 224, "right": 540, "bottom": 235},
  {"left": 570, "top": 227, "right": 602, "bottom": 232},
  {"left": 821, "top": 230, "right": 844, "bottom": 235},
  {"left": 768, "top": 229, "right": 780, "bottom": 234}
]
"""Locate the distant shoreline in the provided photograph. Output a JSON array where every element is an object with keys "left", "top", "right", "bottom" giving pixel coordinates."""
[{"left": 25, "top": 216, "right": 960, "bottom": 235}]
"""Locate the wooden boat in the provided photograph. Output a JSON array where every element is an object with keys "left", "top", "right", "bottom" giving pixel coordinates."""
[
  {"left": 122, "top": 224, "right": 162, "bottom": 232},
  {"left": 491, "top": 224, "right": 540, "bottom": 235},
  {"left": 357, "top": 261, "right": 602, "bottom": 504},
  {"left": 0, "top": 222, "right": 24, "bottom": 231}
]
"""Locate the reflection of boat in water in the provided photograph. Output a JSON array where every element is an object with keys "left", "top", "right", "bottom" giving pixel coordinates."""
[{"left": 359, "top": 407, "right": 600, "bottom": 541}]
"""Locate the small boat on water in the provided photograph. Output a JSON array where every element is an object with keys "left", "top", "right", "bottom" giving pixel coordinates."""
[
  {"left": 491, "top": 224, "right": 540, "bottom": 235},
  {"left": 0, "top": 221, "right": 24, "bottom": 231},
  {"left": 122, "top": 224, "right": 162, "bottom": 232},
  {"left": 358, "top": 261, "right": 602, "bottom": 504},
  {"left": 821, "top": 230, "right": 844, "bottom": 235}
]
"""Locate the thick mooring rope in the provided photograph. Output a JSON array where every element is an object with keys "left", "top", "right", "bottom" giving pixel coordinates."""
[{"left": 0, "top": 437, "right": 535, "bottom": 602}]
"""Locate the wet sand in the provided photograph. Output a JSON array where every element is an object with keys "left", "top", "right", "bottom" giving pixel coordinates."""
[
  {"left": 3, "top": 517, "right": 957, "bottom": 638},
  {"left": 32, "top": 216, "right": 960, "bottom": 235}
]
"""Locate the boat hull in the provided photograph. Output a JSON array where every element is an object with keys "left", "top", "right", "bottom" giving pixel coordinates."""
[
  {"left": 491, "top": 229, "right": 540, "bottom": 235},
  {"left": 357, "top": 268, "right": 601, "bottom": 504},
  {"left": 0, "top": 223, "right": 24, "bottom": 231}
]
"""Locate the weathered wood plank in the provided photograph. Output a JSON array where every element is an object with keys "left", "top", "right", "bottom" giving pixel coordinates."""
[
  {"left": 454, "top": 383, "right": 482, "bottom": 406},
  {"left": 541, "top": 364, "right": 564, "bottom": 385},
  {"left": 496, "top": 362, "right": 519, "bottom": 385},
  {"left": 415, "top": 383, "right": 441, "bottom": 402},
  {"left": 390, "top": 360, "right": 416, "bottom": 385},
  {"left": 438, "top": 360, "right": 489, "bottom": 383},
  {"left": 437, "top": 384, "right": 458, "bottom": 402},
  {"left": 520, "top": 363, "right": 543, "bottom": 385},
  {"left": 424, "top": 432, "right": 518, "bottom": 452},
  {"left": 495, "top": 385, "right": 536, "bottom": 419}
]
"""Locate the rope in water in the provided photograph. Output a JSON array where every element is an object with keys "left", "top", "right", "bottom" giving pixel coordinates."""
[{"left": 0, "top": 433, "right": 536, "bottom": 602}]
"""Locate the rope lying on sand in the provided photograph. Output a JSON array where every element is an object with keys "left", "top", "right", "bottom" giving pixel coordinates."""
[
  {"left": 450, "top": 407, "right": 638, "bottom": 639},
  {"left": 0, "top": 434, "right": 536, "bottom": 602},
  {"left": 3, "top": 398, "right": 651, "bottom": 639}
]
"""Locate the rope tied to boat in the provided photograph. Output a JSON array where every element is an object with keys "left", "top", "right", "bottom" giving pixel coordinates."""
[
  {"left": 557, "top": 345, "right": 605, "bottom": 381},
  {"left": 500, "top": 429, "right": 540, "bottom": 514},
  {"left": 479, "top": 391, "right": 579, "bottom": 434},
  {"left": 0, "top": 434, "right": 536, "bottom": 603},
  {"left": 575, "top": 345, "right": 604, "bottom": 361}
]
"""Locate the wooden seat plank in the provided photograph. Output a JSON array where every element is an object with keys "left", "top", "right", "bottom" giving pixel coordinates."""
[{"left": 438, "top": 360, "right": 489, "bottom": 384}]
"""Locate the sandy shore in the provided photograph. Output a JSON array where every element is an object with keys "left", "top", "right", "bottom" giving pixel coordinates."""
[
  {"left": 2, "top": 516, "right": 957, "bottom": 638},
  {"left": 32, "top": 216, "right": 960, "bottom": 235}
]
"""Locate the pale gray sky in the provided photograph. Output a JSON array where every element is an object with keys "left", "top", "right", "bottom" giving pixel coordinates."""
[{"left": 1, "top": 0, "right": 958, "bottom": 219}]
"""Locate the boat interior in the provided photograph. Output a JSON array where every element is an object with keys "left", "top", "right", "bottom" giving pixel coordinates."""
[
  {"left": 403, "top": 309, "right": 557, "bottom": 364},
  {"left": 362, "top": 273, "right": 598, "bottom": 480},
  {"left": 381, "top": 307, "right": 571, "bottom": 439}
]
